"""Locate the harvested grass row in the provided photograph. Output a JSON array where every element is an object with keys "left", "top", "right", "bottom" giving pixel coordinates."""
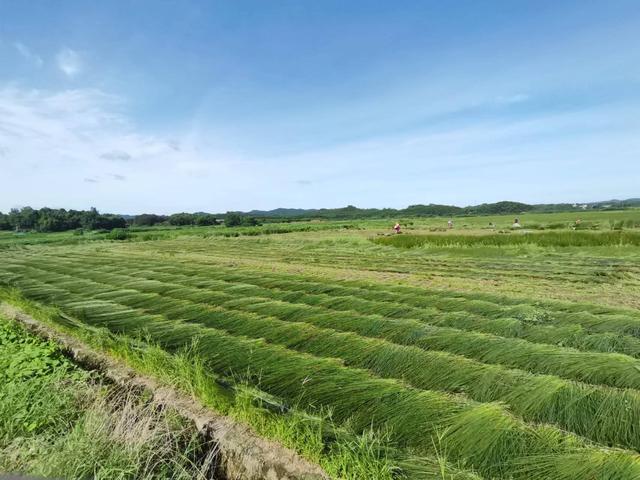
[
  {"left": 111, "top": 290, "right": 640, "bottom": 453},
  {"left": 147, "top": 234, "right": 637, "bottom": 286},
  {"left": 4, "top": 294, "right": 464, "bottom": 480},
  {"left": 8, "top": 265, "right": 640, "bottom": 453},
  {"left": 58, "top": 250, "right": 640, "bottom": 335},
  {"left": 6, "top": 278, "right": 640, "bottom": 480},
  {"left": 16, "top": 254, "right": 640, "bottom": 355},
  {"left": 44, "top": 248, "right": 640, "bottom": 321},
  {"left": 14, "top": 260, "right": 640, "bottom": 392},
  {"left": 94, "top": 261, "right": 640, "bottom": 357}
]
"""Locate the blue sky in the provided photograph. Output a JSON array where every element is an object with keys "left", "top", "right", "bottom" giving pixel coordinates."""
[{"left": 0, "top": 1, "right": 639, "bottom": 214}]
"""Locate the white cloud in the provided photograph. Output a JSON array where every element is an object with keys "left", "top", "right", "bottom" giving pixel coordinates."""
[
  {"left": 14, "top": 42, "right": 43, "bottom": 67},
  {"left": 0, "top": 83, "right": 636, "bottom": 213},
  {"left": 0, "top": 85, "right": 248, "bottom": 213},
  {"left": 0, "top": 87, "right": 174, "bottom": 167},
  {"left": 56, "top": 48, "right": 82, "bottom": 77},
  {"left": 100, "top": 150, "right": 132, "bottom": 162}
]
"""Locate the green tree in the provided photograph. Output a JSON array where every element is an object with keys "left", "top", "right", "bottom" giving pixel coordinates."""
[{"left": 224, "top": 212, "right": 243, "bottom": 227}]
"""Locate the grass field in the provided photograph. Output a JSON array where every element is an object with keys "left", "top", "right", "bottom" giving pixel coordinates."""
[{"left": 2, "top": 209, "right": 640, "bottom": 479}]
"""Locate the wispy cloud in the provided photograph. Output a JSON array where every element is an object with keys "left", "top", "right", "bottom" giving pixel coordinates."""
[
  {"left": 0, "top": 86, "right": 172, "bottom": 175},
  {"left": 100, "top": 150, "right": 132, "bottom": 162},
  {"left": 56, "top": 47, "right": 82, "bottom": 77},
  {"left": 0, "top": 85, "right": 247, "bottom": 212},
  {"left": 14, "top": 42, "right": 43, "bottom": 67}
]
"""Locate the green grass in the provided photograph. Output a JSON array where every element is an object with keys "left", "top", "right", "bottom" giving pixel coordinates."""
[
  {"left": 373, "top": 231, "right": 640, "bottom": 248},
  {"left": 9, "top": 259, "right": 640, "bottom": 391},
  {"left": 0, "top": 220, "right": 361, "bottom": 250},
  {"left": 5, "top": 256, "right": 640, "bottom": 452},
  {"left": 3, "top": 281, "right": 640, "bottom": 478},
  {"left": 2, "top": 210, "right": 640, "bottom": 479},
  {"left": 2, "top": 290, "right": 483, "bottom": 480},
  {"left": 0, "top": 315, "right": 219, "bottom": 480}
]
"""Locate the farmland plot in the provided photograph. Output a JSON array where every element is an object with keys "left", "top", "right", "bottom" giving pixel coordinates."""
[{"left": 2, "top": 224, "right": 640, "bottom": 479}]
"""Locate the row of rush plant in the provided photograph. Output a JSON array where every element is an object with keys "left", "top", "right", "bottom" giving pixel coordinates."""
[
  {"left": 159, "top": 232, "right": 640, "bottom": 287},
  {"left": 40, "top": 248, "right": 640, "bottom": 329},
  {"left": 3, "top": 291, "right": 478, "bottom": 480},
  {"left": 89, "top": 246, "right": 640, "bottom": 320},
  {"left": 10, "top": 256, "right": 640, "bottom": 391},
  {"left": 3, "top": 256, "right": 640, "bottom": 454},
  {"left": 70, "top": 255, "right": 640, "bottom": 358},
  {"left": 2, "top": 273, "right": 640, "bottom": 480}
]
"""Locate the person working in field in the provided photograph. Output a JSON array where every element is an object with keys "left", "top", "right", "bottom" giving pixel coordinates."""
[{"left": 393, "top": 223, "right": 401, "bottom": 234}]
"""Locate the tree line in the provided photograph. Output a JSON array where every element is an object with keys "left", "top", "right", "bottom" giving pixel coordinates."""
[
  {"left": 0, "top": 207, "right": 126, "bottom": 232},
  {"left": 3, "top": 198, "right": 635, "bottom": 233},
  {"left": 0, "top": 207, "right": 260, "bottom": 232},
  {"left": 132, "top": 212, "right": 258, "bottom": 227}
]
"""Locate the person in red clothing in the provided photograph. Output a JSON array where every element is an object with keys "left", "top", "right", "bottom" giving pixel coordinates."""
[{"left": 393, "top": 223, "right": 401, "bottom": 234}]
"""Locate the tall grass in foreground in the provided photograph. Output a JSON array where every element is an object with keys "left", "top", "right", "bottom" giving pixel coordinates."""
[
  {"left": 7, "top": 262, "right": 640, "bottom": 452},
  {"left": 14, "top": 262, "right": 640, "bottom": 392},
  {"left": 5, "top": 288, "right": 640, "bottom": 479},
  {"left": 0, "top": 317, "right": 218, "bottom": 480},
  {"left": 1, "top": 291, "right": 482, "bottom": 480}
]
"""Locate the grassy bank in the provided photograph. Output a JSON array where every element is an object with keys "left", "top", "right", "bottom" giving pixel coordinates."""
[
  {"left": 1, "top": 291, "right": 483, "bottom": 480},
  {"left": 0, "top": 314, "right": 218, "bottom": 479}
]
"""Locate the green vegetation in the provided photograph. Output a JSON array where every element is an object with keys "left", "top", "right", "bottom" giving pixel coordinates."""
[
  {"left": 2, "top": 209, "right": 640, "bottom": 478},
  {"left": 1, "top": 292, "right": 480, "bottom": 480},
  {"left": 0, "top": 206, "right": 127, "bottom": 232},
  {"left": 244, "top": 198, "right": 640, "bottom": 219},
  {"left": 4, "top": 199, "right": 640, "bottom": 233},
  {"left": 373, "top": 231, "right": 640, "bottom": 248},
  {"left": 107, "top": 228, "right": 132, "bottom": 241},
  {"left": 0, "top": 316, "right": 218, "bottom": 479}
]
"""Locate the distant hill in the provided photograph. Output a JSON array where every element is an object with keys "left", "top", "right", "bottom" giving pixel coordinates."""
[{"left": 233, "top": 198, "right": 640, "bottom": 220}]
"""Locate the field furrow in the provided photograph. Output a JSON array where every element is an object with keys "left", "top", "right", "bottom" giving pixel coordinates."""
[
  {"left": 3, "top": 257, "right": 640, "bottom": 451},
  {"left": 7, "top": 258, "right": 640, "bottom": 392},
  {"left": 5, "top": 273, "right": 640, "bottom": 479}
]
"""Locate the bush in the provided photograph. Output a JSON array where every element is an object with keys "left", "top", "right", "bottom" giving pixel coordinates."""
[
  {"left": 224, "top": 213, "right": 243, "bottom": 227},
  {"left": 106, "top": 228, "right": 131, "bottom": 241},
  {"left": 610, "top": 220, "right": 624, "bottom": 230},
  {"left": 224, "top": 213, "right": 260, "bottom": 227}
]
